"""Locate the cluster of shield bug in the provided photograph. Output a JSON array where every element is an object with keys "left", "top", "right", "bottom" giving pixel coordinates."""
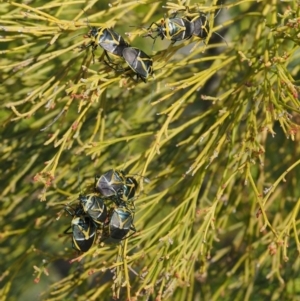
[
  {"left": 80, "top": 8, "right": 211, "bottom": 82},
  {"left": 82, "top": 26, "right": 153, "bottom": 82},
  {"left": 144, "top": 10, "right": 209, "bottom": 44},
  {"left": 66, "top": 8, "right": 215, "bottom": 252},
  {"left": 64, "top": 169, "right": 138, "bottom": 252}
]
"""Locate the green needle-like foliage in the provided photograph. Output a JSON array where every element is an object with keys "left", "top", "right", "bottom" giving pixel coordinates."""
[{"left": 1, "top": 0, "right": 300, "bottom": 300}]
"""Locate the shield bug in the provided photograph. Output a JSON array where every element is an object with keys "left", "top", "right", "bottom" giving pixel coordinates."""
[
  {"left": 186, "top": 8, "right": 228, "bottom": 45},
  {"left": 64, "top": 207, "right": 97, "bottom": 252},
  {"left": 145, "top": 14, "right": 194, "bottom": 44},
  {"left": 95, "top": 169, "right": 126, "bottom": 198},
  {"left": 83, "top": 27, "right": 129, "bottom": 63},
  {"left": 122, "top": 47, "right": 153, "bottom": 82},
  {"left": 108, "top": 206, "right": 136, "bottom": 240},
  {"left": 188, "top": 12, "right": 209, "bottom": 39},
  {"left": 79, "top": 194, "right": 108, "bottom": 226},
  {"left": 124, "top": 176, "right": 139, "bottom": 201},
  {"left": 94, "top": 169, "right": 139, "bottom": 204}
]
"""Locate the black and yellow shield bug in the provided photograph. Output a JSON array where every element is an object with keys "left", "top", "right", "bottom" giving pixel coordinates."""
[
  {"left": 83, "top": 27, "right": 129, "bottom": 63},
  {"left": 122, "top": 47, "right": 153, "bottom": 82},
  {"left": 108, "top": 206, "right": 136, "bottom": 241},
  {"left": 95, "top": 169, "right": 126, "bottom": 198},
  {"left": 145, "top": 14, "right": 194, "bottom": 44},
  {"left": 64, "top": 206, "right": 97, "bottom": 252},
  {"left": 78, "top": 194, "right": 108, "bottom": 226},
  {"left": 123, "top": 176, "right": 139, "bottom": 202},
  {"left": 94, "top": 169, "right": 139, "bottom": 204},
  {"left": 188, "top": 12, "right": 209, "bottom": 39}
]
